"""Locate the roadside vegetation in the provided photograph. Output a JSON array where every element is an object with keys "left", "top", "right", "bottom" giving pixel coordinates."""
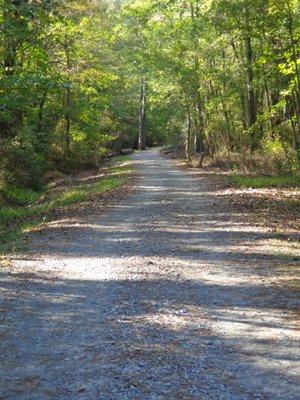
[
  {"left": 0, "top": 0, "right": 299, "bottom": 245},
  {"left": 0, "top": 156, "right": 133, "bottom": 255},
  {"left": 230, "top": 174, "right": 300, "bottom": 189}
]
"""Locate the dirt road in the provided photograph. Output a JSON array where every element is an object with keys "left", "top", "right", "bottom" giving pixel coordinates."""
[{"left": 0, "top": 149, "right": 299, "bottom": 399}]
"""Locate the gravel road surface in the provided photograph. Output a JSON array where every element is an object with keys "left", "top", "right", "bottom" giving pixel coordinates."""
[{"left": 0, "top": 149, "right": 299, "bottom": 399}]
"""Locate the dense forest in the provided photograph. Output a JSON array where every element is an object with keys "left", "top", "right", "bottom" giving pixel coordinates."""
[
  {"left": 1, "top": 3, "right": 299, "bottom": 398},
  {"left": 0, "top": 0, "right": 299, "bottom": 190}
]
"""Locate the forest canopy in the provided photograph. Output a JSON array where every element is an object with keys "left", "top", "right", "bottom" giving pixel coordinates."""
[{"left": 0, "top": 0, "right": 299, "bottom": 189}]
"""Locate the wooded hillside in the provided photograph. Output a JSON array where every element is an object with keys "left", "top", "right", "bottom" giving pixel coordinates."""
[{"left": 1, "top": 0, "right": 299, "bottom": 190}]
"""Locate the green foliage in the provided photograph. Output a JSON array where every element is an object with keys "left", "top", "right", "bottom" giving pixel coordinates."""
[
  {"left": 231, "top": 175, "right": 300, "bottom": 189},
  {"left": 0, "top": 0, "right": 130, "bottom": 188},
  {"left": 0, "top": 155, "right": 133, "bottom": 253},
  {"left": 0, "top": 204, "right": 43, "bottom": 223},
  {"left": 3, "top": 138, "right": 46, "bottom": 189},
  {"left": 262, "top": 139, "right": 298, "bottom": 175},
  {"left": 118, "top": 0, "right": 300, "bottom": 168},
  {"left": 0, "top": 0, "right": 299, "bottom": 191},
  {"left": 0, "top": 185, "right": 41, "bottom": 206},
  {"left": 213, "top": 147, "right": 298, "bottom": 175},
  {"left": 52, "top": 190, "right": 87, "bottom": 207},
  {"left": 92, "top": 177, "right": 121, "bottom": 193}
]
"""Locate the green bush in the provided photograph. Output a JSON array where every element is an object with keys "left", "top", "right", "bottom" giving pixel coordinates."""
[
  {"left": 262, "top": 139, "right": 298, "bottom": 175},
  {"left": 213, "top": 142, "right": 299, "bottom": 176},
  {"left": 0, "top": 185, "right": 41, "bottom": 206},
  {"left": 70, "top": 140, "right": 110, "bottom": 170},
  {"left": 3, "top": 138, "right": 46, "bottom": 189}
]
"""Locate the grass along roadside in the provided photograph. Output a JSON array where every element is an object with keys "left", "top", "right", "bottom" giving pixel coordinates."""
[
  {"left": 230, "top": 174, "right": 300, "bottom": 189},
  {"left": 0, "top": 155, "right": 134, "bottom": 256}
]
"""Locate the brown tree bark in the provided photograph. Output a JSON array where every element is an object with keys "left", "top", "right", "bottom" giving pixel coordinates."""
[
  {"left": 185, "top": 105, "right": 192, "bottom": 163},
  {"left": 138, "top": 77, "right": 147, "bottom": 150},
  {"left": 1, "top": 0, "right": 24, "bottom": 138},
  {"left": 64, "top": 42, "right": 72, "bottom": 155},
  {"left": 244, "top": 34, "right": 257, "bottom": 151},
  {"left": 190, "top": 2, "right": 204, "bottom": 159}
]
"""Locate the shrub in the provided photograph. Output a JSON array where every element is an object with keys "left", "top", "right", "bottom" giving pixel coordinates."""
[
  {"left": 3, "top": 138, "right": 46, "bottom": 189},
  {"left": 42, "top": 170, "right": 65, "bottom": 184},
  {"left": 0, "top": 185, "right": 41, "bottom": 206},
  {"left": 211, "top": 151, "right": 241, "bottom": 171},
  {"left": 212, "top": 142, "right": 299, "bottom": 175},
  {"left": 262, "top": 139, "right": 298, "bottom": 175}
]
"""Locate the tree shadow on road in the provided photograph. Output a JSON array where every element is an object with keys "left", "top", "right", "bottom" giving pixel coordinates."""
[{"left": 0, "top": 270, "right": 299, "bottom": 399}]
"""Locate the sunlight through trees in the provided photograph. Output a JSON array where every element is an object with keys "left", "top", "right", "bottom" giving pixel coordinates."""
[{"left": 0, "top": 0, "right": 299, "bottom": 189}]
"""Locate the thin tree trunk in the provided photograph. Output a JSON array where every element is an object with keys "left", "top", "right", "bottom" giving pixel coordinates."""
[
  {"left": 291, "top": 91, "right": 300, "bottom": 158},
  {"left": 244, "top": 34, "right": 257, "bottom": 151},
  {"left": 220, "top": 49, "right": 236, "bottom": 150},
  {"left": 138, "top": 77, "right": 147, "bottom": 150},
  {"left": 264, "top": 79, "right": 275, "bottom": 137},
  {"left": 194, "top": 100, "right": 204, "bottom": 155},
  {"left": 1, "top": 0, "right": 22, "bottom": 137},
  {"left": 185, "top": 105, "right": 192, "bottom": 163},
  {"left": 3, "top": 0, "right": 20, "bottom": 76},
  {"left": 231, "top": 40, "right": 248, "bottom": 131},
  {"left": 287, "top": 4, "right": 300, "bottom": 103},
  {"left": 35, "top": 90, "right": 48, "bottom": 152},
  {"left": 64, "top": 88, "right": 71, "bottom": 155},
  {"left": 190, "top": 2, "right": 205, "bottom": 160},
  {"left": 219, "top": 87, "right": 233, "bottom": 149},
  {"left": 287, "top": 7, "right": 300, "bottom": 155},
  {"left": 64, "top": 42, "right": 71, "bottom": 155}
]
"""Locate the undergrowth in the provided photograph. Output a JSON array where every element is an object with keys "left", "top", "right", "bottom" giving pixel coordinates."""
[
  {"left": 0, "top": 155, "right": 133, "bottom": 256},
  {"left": 0, "top": 185, "right": 41, "bottom": 206},
  {"left": 231, "top": 175, "right": 300, "bottom": 189}
]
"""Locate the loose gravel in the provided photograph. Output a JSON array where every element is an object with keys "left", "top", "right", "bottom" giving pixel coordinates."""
[{"left": 0, "top": 149, "right": 299, "bottom": 400}]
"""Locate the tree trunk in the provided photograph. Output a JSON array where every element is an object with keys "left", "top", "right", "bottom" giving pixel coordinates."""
[
  {"left": 264, "top": 79, "right": 275, "bottom": 137},
  {"left": 244, "top": 35, "right": 257, "bottom": 151},
  {"left": 35, "top": 90, "right": 48, "bottom": 152},
  {"left": 286, "top": 4, "right": 300, "bottom": 155},
  {"left": 64, "top": 88, "right": 71, "bottom": 155},
  {"left": 185, "top": 105, "right": 192, "bottom": 163},
  {"left": 1, "top": 0, "right": 22, "bottom": 138},
  {"left": 231, "top": 41, "right": 248, "bottom": 131},
  {"left": 190, "top": 2, "right": 205, "bottom": 159},
  {"left": 3, "top": 1, "right": 22, "bottom": 76},
  {"left": 194, "top": 100, "right": 204, "bottom": 155},
  {"left": 64, "top": 42, "right": 72, "bottom": 155},
  {"left": 138, "top": 77, "right": 147, "bottom": 150},
  {"left": 291, "top": 92, "right": 300, "bottom": 159},
  {"left": 287, "top": 4, "right": 300, "bottom": 103}
]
